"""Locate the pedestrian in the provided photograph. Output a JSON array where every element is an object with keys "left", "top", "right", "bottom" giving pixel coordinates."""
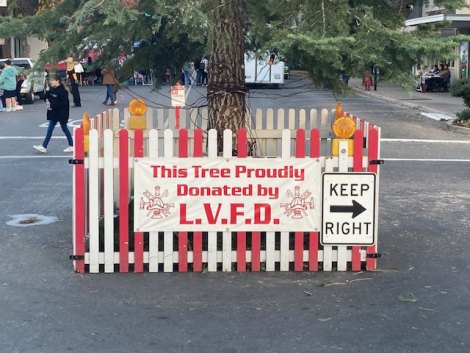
[
  {"left": 101, "top": 65, "right": 119, "bottom": 106},
  {"left": 33, "top": 75, "right": 74, "bottom": 153},
  {"left": 363, "top": 70, "right": 372, "bottom": 91},
  {"left": 201, "top": 56, "right": 209, "bottom": 86},
  {"left": 183, "top": 62, "right": 192, "bottom": 86},
  {"left": 15, "top": 73, "right": 26, "bottom": 110},
  {"left": 165, "top": 67, "right": 171, "bottom": 83},
  {"left": 0, "top": 60, "right": 18, "bottom": 112},
  {"left": 194, "top": 57, "right": 202, "bottom": 86},
  {"left": 59, "top": 56, "right": 81, "bottom": 107}
]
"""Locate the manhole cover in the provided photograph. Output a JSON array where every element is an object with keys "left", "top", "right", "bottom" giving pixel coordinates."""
[{"left": 6, "top": 214, "right": 59, "bottom": 227}]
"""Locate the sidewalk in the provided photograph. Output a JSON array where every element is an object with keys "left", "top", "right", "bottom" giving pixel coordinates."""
[{"left": 349, "top": 78, "right": 465, "bottom": 120}]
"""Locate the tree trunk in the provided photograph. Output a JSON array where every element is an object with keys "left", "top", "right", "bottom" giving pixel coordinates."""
[{"left": 208, "top": 0, "right": 247, "bottom": 153}]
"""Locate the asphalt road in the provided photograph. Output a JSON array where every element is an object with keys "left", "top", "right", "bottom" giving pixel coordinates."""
[{"left": 0, "top": 79, "right": 469, "bottom": 353}]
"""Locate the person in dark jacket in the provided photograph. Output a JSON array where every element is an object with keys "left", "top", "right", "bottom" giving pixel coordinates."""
[{"left": 33, "top": 75, "right": 74, "bottom": 153}]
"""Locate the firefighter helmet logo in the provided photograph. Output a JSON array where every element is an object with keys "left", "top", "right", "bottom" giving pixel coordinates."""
[
  {"left": 280, "top": 186, "right": 314, "bottom": 219},
  {"left": 140, "top": 186, "right": 174, "bottom": 219}
]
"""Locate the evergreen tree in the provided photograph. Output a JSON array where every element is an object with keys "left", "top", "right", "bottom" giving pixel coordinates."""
[{"left": 1, "top": 0, "right": 468, "bottom": 144}]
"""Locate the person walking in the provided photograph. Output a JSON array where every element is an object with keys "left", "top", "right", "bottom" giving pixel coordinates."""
[
  {"left": 201, "top": 56, "right": 209, "bottom": 86},
  {"left": 33, "top": 75, "right": 73, "bottom": 153},
  {"left": 101, "top": 65, "right": 119, "bottom": 106},
  {"left": 0, "top": 60, "right": 18, "bottom": 112},
  {"left": 15, "top": 73, "right": 25, "bottom": 110},
  {"left": 60, "top": 56, "right": 81, "bottom": 107}
]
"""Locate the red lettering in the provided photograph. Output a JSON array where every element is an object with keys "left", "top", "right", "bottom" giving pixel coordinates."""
[
  {"left": 180, "top": 204, "right": 194, "bottom": 224},
  {"left": 204, "top": 203, "right": 222, "bottom": 224},
  {"left": 230, "top": 203, "right": 244, "bottom": 224},
  {"left": 254, "top": 204, "right": 271, "bottom": 224}
]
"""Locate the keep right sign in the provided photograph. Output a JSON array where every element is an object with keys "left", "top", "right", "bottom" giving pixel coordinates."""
[{"left": 322, "top": 173, "right": 376, "bottom": 245}]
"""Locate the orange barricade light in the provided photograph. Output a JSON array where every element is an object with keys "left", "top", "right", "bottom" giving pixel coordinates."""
[
  {"left": 128, "top": 99, "right": 147, "bottom": 130},
  {"left": 82, "top": 112, "right": 90, "bottom": 153},
  {"left": 331, "top": 114, "right": 355, "bottom": 157}
]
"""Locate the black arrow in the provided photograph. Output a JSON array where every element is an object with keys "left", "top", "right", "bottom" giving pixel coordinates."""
[{"left": 330, "top": 200, "right": 366, "bottom": 219}]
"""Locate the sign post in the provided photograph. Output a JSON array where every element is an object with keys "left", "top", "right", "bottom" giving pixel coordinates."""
[
  {"left": 170, "top": 83, "right": 185, "bottom": 129},
  {"left": 321, "top": 173, "right": 376, "bottom": 245}
]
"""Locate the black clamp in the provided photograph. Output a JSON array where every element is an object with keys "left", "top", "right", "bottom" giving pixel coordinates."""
[
  {"left": 69, "top": 255, "right": 85, "bottom": 260},
  {"left": 369, "top": 160, "right": 384, "bottom": 165},
  {"left": 366, "top": 253, "right": 382, "bottom": 258},
  {"left": 69, "top": 159, "right": 84, "bottom": 165}
]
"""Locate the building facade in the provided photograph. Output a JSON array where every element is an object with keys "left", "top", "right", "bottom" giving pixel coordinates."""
[
  {"left": 0, "top": 1, "right": 48, "bottom": 60},
  {"left": 405, "top": 0, "right": 470, "bottom": 80}
]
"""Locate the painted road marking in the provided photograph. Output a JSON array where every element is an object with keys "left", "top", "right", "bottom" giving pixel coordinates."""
[{"left": 381, "top": 138, "right": 470, "bottom": 144}]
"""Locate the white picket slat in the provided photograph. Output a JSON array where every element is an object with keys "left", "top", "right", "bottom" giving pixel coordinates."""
[
  {"left": 277, "top": 108, "right": 285, "bottom": 130},
  {"left": 88, "top": 130, "right": 100, "bottom": 273},
  {"left": 221, "top": 129, "right": 233, "bottom": 271},
  {"left": 255, "top": 109, "right": 263, "bottom": 129},
  {"left": 200, "top": 108, "right": 208, "bottom": 131},
  {"left": 336, "top": 140, "right": 349, "bottom": 271},
  {"left": 148, "top": 129, "right": 159, "bottom": 272},
  {"left": 267, "top": 108, "right": 274, "bottom": 130},
  {"left": 321, "top": 108, "right": 329, "bottom": 130},
  {"left": 222, "top": 232, "right": 232, "bottom": 272},
  {"left": 288, "top": 109, "right": 295, "bottom": 129},
  {"left": 323, "top": 157, "right": 334, "bottom": 272},
  {"left": 309, "top": 109, "right": 317, "bottom": 129},
  {"left": 299, "top": 109, "right": 306, "bottom": 129},
  {"left": 279, "top": 129, "right": 292, "bottom": 271},
  {"left": 104, "top": 130, "right": 115, "bottom": 272},
  {"left": 162, "top": 129, "right": 174, "bottom": 272},
  {"left": 206, "top": 129, "right": 218, "bottom": 272},
  {"left": 265, "top": 232, "right": 275, "bottom": 271}
]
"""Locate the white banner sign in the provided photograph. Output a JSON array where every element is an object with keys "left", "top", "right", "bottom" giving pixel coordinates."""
[{"left": 134, "top": 158, "right": 321, "bottom": 232}]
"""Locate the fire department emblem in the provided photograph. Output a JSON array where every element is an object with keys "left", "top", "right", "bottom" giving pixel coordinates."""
[
  {"left": 139, "top": 186, "right": 174, "bottom": 219},
  {"left": 281, "top": 186, "right": 314, "bottom": 219}
]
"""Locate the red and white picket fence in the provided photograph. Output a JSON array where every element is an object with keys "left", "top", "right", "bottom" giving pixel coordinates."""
[{"left": 71, "top": 108, "right": 381, "bottom": 273}]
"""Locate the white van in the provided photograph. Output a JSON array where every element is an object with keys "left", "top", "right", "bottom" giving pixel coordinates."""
[{"left": 245, "top": 53, "right": 285, "bottom": 86}]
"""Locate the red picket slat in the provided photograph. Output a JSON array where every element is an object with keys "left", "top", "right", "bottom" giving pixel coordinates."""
[
  {"left": 309, "top": 129, "right": 320, "bottom": 271},
  {"left": 193, "top": 232, "right": 203, "bottom": 272},
  {"left": 193, "top": 129, "right": 203, "bottom": 157},
  {"left": 133, "top": 130, "right": 144, "bottom": 272},
  {"left": 179, "top": 129, "right": 188, "bottom": 158},
  {"left": 179, "top": 129, "right": 189, "bottom": 272},
  {"left": 251, "top": 232, "right": 261, "bottom": 272},
  {"left": 295, "top": 129, "right": 305, "bottom": 158},
  {"left": 352, "top": 130, "right": 364, "bottom": 271},
  {"left": 237, "top": 129, "right": 248, "bottom": 272},
  {"left": 237, "top": 232, "right": 246, "bottom": 272},
  {"left": 193, "top": 129, "right": 203, "bottom": 272},
  {"left": 367, "top": 126, "right": 379, "bottom": 271},
  {"left": 237, "top": 129, "right": 247, "bottom": 158},
  {"left": 74, "top": 128, "right": 85, "bottom": 273},
  {"left": 119, "top": 129, "right": 129, "bottom": 272},
  {"left": 309, "top": 232, "right": 318, "bottom": 271},
  {"left": 179, "top": 232, "right": 188, "bottom": 272},
  {"left": 294, "top": 130, "right": 306, "bottom": 271},
  {"left": 310, "top": 129, "right": 320, "bottom": 158}
]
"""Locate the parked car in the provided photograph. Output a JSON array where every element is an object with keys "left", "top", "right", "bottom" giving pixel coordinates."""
[{"left": 0, "top": 58, "right": 47, "bottom": 104}]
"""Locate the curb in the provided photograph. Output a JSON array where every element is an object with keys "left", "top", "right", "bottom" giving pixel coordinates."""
[
  {"left": 350, "top": 85, "right": 470, "bottom": 136},
  {"left": 444, "top": 121, "right": 470, "bottom": 136},
  {"left": 350, "top": 85, "right": 448, "bottom": 115}
]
